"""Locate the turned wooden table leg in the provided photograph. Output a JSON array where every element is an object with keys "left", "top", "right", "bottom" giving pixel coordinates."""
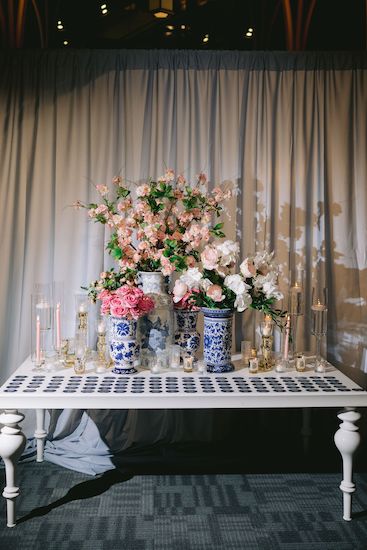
[
  {"left": 334, "top": 407, "right": 361, "bottom": 521},
  {"left": 35, "top": 409, "right": 47, "bottom": 462},
  {"left": 0, "top": 410, "right": 26, "bottom": 527}
]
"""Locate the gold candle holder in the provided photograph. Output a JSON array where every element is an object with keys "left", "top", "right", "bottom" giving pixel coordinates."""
[{"left": 259, "top": 316, "right": 274, "bottom": 372}]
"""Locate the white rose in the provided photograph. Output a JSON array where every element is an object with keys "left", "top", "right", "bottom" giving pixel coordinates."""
[
  {"left": 234, "top": 292, "right": 252, "bottom": 312},
  {"left": 239, "top": 258, "right": 256, "bottom": 278},
  {"left": 216, "top": 240, "right": 239, "bottom": 266},
  {"left": 200, "top": 278, "right": 212, "bottom": 291},
  {"left": 254, "top": 272, "right": 282, "bottom": 300},
  {"left": 224, "top": 274, "right": 250, "bottom": 296},
  {"left": 180, "top": 267, "right": 203, "bottom": 289}
]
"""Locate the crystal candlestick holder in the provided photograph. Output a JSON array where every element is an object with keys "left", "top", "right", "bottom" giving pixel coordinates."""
[
  {"left": 311, "top": 286, "right": 328, "bottom": 373},
  {"left": 288, "top": 267, "right": 304, "bottom": 358}
]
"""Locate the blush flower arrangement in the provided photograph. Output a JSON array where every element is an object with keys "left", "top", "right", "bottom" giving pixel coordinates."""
[
  {"left": 173, "top": 242, "right": 285, "bottom": 324},
  {"left": 98, "top": 285, "right": 155, "bottom": 320},
  {"left": 75, "top": 170, "right": 231, "bottom": 284}
]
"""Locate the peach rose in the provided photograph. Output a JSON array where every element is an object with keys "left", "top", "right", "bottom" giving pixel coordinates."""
[
  {"left": 201, "top": 245, "right": 219, "bottom": 270},
  {"left": 207, "top": 284, "right": 225, "bottom": 302}
]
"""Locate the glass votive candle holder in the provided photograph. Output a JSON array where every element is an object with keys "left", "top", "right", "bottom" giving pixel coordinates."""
[
  {"left": 295, "top": 353, "right": 306, "bottom": 372},
  {"left": 169, "top": 344, "right": 181, "bottom": 369},
  {"left": 249, "top": 357, "right": 259, "bottom": 374},
  {"left": 197, "top": 359, "right": 206, "bottom": 373},
  {"left": 183, "top": 356, "right": 194, "bottom": 373},
  {"left": 74, "top": 357, "right": 86, "bottom": 375},
  {"left": 275, "top": 358, "right": 288, "bottom": 373},
  {"left": 156, "top": 349, "right": 168, "bottom": 370}
]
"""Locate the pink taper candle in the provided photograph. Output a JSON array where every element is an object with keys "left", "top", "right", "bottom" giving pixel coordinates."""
[
  {"left": 56, "top": 302, "right": 61, "bottom": 350},
  {"left": 36, "top": 315, "right": 41, "bottom": 363}
]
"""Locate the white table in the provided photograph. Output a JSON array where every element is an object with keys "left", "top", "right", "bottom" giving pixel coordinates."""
[{"left": 0, "top": 355, "right": 366, "bottom": 527}]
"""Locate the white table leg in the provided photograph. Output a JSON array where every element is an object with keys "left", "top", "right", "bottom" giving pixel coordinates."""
[
  {"left": 0, "top": 409, "right": 26, "bottom": 527},
  {"left": 334, "top": 408, "right": 361, "bottom": 521},
  {"left": 35, "top": 409, "right": 47, "bottom": 462}
]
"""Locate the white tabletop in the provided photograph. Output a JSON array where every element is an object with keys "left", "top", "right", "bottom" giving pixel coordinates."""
[{"left": 0, "top": 354, "right": 366, "bottom": 409}]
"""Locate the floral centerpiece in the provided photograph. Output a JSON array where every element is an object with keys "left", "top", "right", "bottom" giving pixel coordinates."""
[
  {"left": 75, "top": 170, "right": 232, "bottom": 368},
  {"left": 97, "top": 284, "right": 155, "bottom": 375},
  {"left": 173, "top": 241, "right": 284, "bottom": 372},
  {"left": 75, "top": 170, "right": 231, "bottom": 283},
  {"left": 173, "top": 243, "right": 284, "bottom": 320}
]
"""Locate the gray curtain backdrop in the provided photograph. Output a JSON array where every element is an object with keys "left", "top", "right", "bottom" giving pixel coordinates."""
[{"left": 0, "top": 50, "right": 366, "bottom": 473}]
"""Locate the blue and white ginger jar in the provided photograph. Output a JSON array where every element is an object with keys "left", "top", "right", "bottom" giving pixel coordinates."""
[{"left": 108, "top": 316, "right": 139, "bottom": 374}]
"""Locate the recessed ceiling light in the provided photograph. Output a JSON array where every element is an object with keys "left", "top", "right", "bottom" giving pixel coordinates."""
[
  {"left": 245, "top": 31, "right": 252, "bottom": 38},
  {"left": 57, "top": 21, "right": 63, "bottom": 30},
  {"left": 165, "top": 31, "right": 173, "bottom": 36},
  {"left": 248, "top": 27, "right": 253, "bottom": 32},
  {"left": 101, "top": 3, "right": 107, "bottom": 8},
  {"left": 166, "top": 25, "right": 174, "bottom": 30},
  {"left": 180, "top": 24, "right": 186, "bottom": 30},
  {"left": 63, "top": 40, "right": 68, "bottom": 46},
  {"left": 203, "top": 33, "right": 209, "bottom": 43}
]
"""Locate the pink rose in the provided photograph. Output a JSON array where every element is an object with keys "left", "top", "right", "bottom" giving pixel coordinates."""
[
  {"left": 116, "top": 286, "right": 143, "bottom": 308},
  {"left": 173, "top": 280, "right": 188, "bottom": 303},
  {"left": 98, "top": 289, "right": 111, "bottom": 302},
  {"left": 207, "top": 284, "right": 225, "bottom": 302},
  {"left": 109, "top": 296, "right": 128, "bottom": 318},
  {"left": 101, "top": 301, "right": 111, "bottom": 315},
  {"left": 138, "top": 296, "right": 155, "bottom": 313},
  {"left": 201, "top": 245, "right": 219, "bottom": 270}
]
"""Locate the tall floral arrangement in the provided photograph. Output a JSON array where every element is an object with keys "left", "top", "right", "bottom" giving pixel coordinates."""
[
  {"left": 173, "top": 242, "right": 285, "bottom": 323},
  {"left": 75, "top": 170, "right": 231, "bottom": 289}
]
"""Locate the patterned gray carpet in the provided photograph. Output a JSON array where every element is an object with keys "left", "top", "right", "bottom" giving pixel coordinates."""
[{"left": 1, "top": 463, "right": 367, "bottom": 550}]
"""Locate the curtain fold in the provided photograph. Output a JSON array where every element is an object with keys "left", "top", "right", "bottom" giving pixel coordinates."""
[{"left": 1, "top": 50, "right": 366, "bottom": 474}]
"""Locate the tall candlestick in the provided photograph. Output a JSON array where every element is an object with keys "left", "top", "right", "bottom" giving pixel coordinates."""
[
  {"left": 56, "top": 302, "right": 61, "bottom": 350},
  {"left": 36, "top": 315, "right": 41, "bottom": 364},
  {"left": 283, "top": 314, "right": 291, "bottom": 360}
]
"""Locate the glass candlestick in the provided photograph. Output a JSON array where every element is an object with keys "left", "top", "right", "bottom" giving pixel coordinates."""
[
  {"left": 31, "top": 286, "right": 52, "bottom": 368},
  {"left": 288, "top": 267, "right": 304, "bottom": 358},
  {"left": 311, "top": 287, "right": 328, "bottom": 372},
  {"left": 75, "top": 294, "right": 89, "bottom": 343}
]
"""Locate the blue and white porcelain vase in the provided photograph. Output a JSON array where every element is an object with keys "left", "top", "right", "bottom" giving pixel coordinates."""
[
  {"left": 108, "top": 316, "right": 139, "bottom": 374},
  {"left": 202, "top": 307, "right": 234, "bottom": 373},
  {"left": 174, "top": 309, "right": 200, "bottom": 358}
]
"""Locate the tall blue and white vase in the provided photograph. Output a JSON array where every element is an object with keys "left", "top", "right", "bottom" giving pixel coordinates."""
[
  {"left": 174, "top": 309, "right": 200, "bottom": 358},
  {"left": 108, "top": 316, "right": 139, "bottom": 374},
  {"left": 202, "top": 307, "right": 234, "bottom": 373}
]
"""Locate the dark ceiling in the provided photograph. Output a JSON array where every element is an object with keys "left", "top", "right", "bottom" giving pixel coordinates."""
[{"left": 1, "top": 0, "right": 366, "bottom": 51}]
